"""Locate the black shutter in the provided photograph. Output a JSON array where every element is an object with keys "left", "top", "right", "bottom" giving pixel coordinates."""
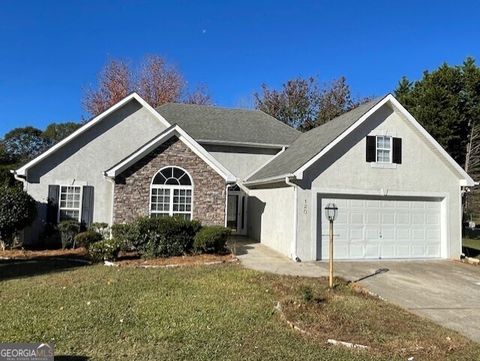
[
  {"left": 366, "top": 136, "right": 376, "bottom": 162},
  {"left": 81, "top": 186, "right": 94, "bottom": 229},
  {"left": 393, "top": 137, "right": 402, "bottom": 164},
  {"left": 47, "top": 185, "right": 60, "bottom": 224}
]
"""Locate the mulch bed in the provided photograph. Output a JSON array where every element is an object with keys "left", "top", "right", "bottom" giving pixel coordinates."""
[
  {"left": 0, "top": 248, "right": 88, "bottom": 260},
  {"left": 113, "top": 253, "right": 237, "bottom": 268},
  {"left": 0, "top": 247, "right": 237, "bottom": 268}
]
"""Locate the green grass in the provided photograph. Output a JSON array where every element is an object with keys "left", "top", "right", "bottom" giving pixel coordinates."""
[
  {"left": 0, "top": 260, "right": 478, "bottom": 360},
  {"left": 463, "top": 238, "right": 480, "bottom": 251}
]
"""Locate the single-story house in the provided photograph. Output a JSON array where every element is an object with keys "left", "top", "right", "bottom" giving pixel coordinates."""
[{"left": 13, "top": 93, "right": 475, "bottom": 261}]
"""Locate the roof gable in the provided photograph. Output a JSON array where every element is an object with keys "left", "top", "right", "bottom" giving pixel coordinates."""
[
  {"left": 105, "top": 125, "right": 236, "bottom": 182},
  {"left": 156, "top": 103, "right": 300, "bottom": 147},
  {"left": 246, "top": 97, "right": 383, "bottom": 182},
  {"left": 246, "top": 94, "right": 475, "bottom": 186},
  {"left": 15, "top": 93, "right": 171, "bottom": 177}
]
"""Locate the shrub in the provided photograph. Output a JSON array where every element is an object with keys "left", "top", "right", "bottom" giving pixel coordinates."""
[
  {"left": 58, "top": 220, "right": 80, "bottom": 249},
  {"left": 88, "top": 238, "right": 121, "bottom": 262},
  {"left": 299, "top": 285, "right": 314, "bottom": 302},
  {"left": 89, "top": 222, "right": 110, "bottom": 239},
  {"left": 39, "top": 223, "right": 61, "bottom": 249},
  {"left": 193, "top": 226, "right": 231, "bottom": 254},
  {"left": 113, "top": 216, "right": 201, "bottom": 258},
  {"left": 0, "top": 186, "right": 37, "bottom": 250},
  {"left": 74, "top": 230, "right": 103, "bottom": 249},
  {"left": 111, "top": 223, "right": 136, "bottom": 251}
]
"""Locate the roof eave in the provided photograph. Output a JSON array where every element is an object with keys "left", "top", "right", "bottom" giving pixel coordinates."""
[
  {"left": 16, "top": 93, "right": 171, "bottom": 176},
  {"left": 243, "top": 174, "right": 294, "bottom": 187}
]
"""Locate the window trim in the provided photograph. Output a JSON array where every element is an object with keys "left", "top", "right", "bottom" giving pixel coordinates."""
[
  {"left": 375, "top": 135, "right": 393, "bottom": 164},
  {"left": 149, "top": 166, "right": 194, "bottom": 220},
  {"left": 58, "top": 185, "right": 83, "bottom": 222}
]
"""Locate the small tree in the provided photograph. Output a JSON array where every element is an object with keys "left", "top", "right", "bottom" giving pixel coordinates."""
[{"left": 0, "top": 186, "right": 37, "bottom": 250}]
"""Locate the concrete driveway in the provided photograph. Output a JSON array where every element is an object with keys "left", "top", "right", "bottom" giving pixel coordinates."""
[{"left": 235, "top": 240, "right": 480, "bottom": 342}]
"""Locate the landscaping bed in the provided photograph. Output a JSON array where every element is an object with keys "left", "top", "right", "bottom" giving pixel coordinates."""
[
  {"left": 113, "top": 252, "right": 236, "bottom": 267},
  {"left": 0, "top": 247, "right": 88, "bottom": 260}
]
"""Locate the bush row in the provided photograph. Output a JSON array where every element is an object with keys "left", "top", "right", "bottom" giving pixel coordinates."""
[{"left": 54, "top": 217, "right": 231, "bottom": 262}]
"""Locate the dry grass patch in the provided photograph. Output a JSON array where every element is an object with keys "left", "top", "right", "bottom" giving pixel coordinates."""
[
  {"left": 114, "top": 252, "right": 237, "bottom": 267},
  {"left": 266, "top": 275, "right": 478, "bottom": 361}
]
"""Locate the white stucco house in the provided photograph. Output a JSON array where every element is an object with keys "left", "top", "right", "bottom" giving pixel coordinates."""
[{"left": 13, "top": 93, "right": 475, "bottom": 261}]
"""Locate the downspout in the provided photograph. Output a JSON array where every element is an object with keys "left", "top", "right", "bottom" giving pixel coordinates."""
[
  {"left": 285, "top": 176, "right": 300, "bottom": 262},
  {"left": 103, "top": 172, "right": 116, "bottom": 227}
]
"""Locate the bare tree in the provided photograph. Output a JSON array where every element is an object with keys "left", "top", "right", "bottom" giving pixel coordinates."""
[
  {"left": 255, "top": 76, "right": 370, "bottom": 130},
  {"left": 464, "top": 120, "right": 480, "bottom": 215},
  {"left": 137, "top": 55, "right": 184, "bottom": 108},
  {"left": 83, "top": 55, "right": 215, "bottom": 116},
  {"left": 184, "top": 84, "right": 213, "bottom": 105},
  {"left": 83, "top": 59, "right": 132, "bottom": 117}
]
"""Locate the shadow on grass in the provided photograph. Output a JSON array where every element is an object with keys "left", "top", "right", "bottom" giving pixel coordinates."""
[
  {"left": 0, "top": 257, "right": 90, "bottom": 282},
  {"left": 463, "top": 246, "right": 480, "bottom": 258},
  {"left": 55, "top": 356, "right": 89, "bottom": 360}
]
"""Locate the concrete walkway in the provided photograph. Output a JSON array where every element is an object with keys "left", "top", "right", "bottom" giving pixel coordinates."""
[{"left": 234, "top": 239, "right": 480, "bottom": 343}]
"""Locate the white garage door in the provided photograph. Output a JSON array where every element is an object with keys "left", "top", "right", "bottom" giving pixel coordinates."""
[{"left": 318, "top": 196, "right": 442, "bottom": 260}]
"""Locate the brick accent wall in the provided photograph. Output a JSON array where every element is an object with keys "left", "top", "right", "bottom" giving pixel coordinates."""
[{"left": 113, "top": 136, "right": 226, "bottom": 225}]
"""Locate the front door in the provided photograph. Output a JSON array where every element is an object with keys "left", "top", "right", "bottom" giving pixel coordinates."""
[{"left": 227, "top": 191, "right": 247, "bottom": 235}]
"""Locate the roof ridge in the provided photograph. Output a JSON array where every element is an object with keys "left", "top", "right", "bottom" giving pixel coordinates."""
[{"left": 156, "top": 102, "right": 263, "bottom": 113}]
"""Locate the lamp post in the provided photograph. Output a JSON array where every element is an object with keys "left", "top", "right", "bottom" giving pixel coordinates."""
[{"left": 324, "top": 203, "right": 338, "bottom": 288}]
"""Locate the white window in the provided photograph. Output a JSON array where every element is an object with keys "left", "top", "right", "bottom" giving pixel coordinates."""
[
  {"left": 376, "top": 136, "right": 392, "bottom": 163},
  {"left": 59, "top": 186, "right": 82, "bottom": 221},
  {"left": 150, "top": 167, "right": 193, "bottom": 220}
]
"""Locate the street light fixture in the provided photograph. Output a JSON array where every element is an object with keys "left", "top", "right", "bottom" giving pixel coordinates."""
[{"left": 324, "top": 203, "right": 338, "bottom": 288}]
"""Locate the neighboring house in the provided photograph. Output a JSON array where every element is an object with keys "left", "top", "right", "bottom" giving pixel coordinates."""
[{"left": 13, "top": 93, "right": 475, "bottom": 261}]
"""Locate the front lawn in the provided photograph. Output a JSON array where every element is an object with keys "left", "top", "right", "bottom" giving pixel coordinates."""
[{"left": 0, "top": 261, "right": 478, "bottom": 360}]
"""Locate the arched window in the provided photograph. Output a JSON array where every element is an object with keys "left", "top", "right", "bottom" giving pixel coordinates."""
[{"left": 150, "top": 166, "right": 193, "bottom": 219}]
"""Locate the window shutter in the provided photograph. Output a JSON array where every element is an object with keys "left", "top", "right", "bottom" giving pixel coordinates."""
[
  {"left": 393, "top": 137, "right": 402, "bottom": 164},
  {"left": 366, "top": 136, "right": 376, "bottom": 162},
  {"left": 47, "top": 185, "right": 60, "bottom": 224},
  {"left": 81, "top": 186, "right": 95, "bottom": 228}
]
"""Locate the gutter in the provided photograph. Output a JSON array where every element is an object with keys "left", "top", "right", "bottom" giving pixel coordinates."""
[
  {"left": 285, "top": 176, "right": 300, "bottom": 262},
  {"left": 243, "top": 173, "right": 294, "bottom": 187},
  {"left": 10, "top": 170, "right": 27, "bottom": 188}
]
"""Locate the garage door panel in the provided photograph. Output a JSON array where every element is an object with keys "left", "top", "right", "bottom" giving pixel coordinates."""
[
  {"left": 396, "top": 244, "right": 411, "bottom": 257},
  {"left": 348, "top": 243, "right": 364, "bottom": 258},
  {"left": 396, "top": 213, "right": 410, "bottom": 225},
  {"left": 365, "top": 227, "right": 379, "bottom": 239},
  {"left": 318, "top": 196, "right": 442, "bottom": 260},
  {"left": 349, "top": 227, "right": 363, "bottom": 240},
  {"left": 380, "top": 243, "right": 395, "bottom": 258},
  {"left": 426, "top": 214, "right": 440, "bottom": 225},
  {"left": 334, "top": 244, "right": 349, "bottom": 258},
  {"left": 381, "top": 213, "right": 395, "bottom": 225},
  {"left": 426, "top": 245, "right": 441, "bottom": 257},
  {"left": 350, "top": 212, "right": 364, "bottom": 225},
  {"left": 365, "top": 243, "right": 380, "bottom": 258},
  {"left": 412, "top": 228, "right": 425, "bottom": 241}
]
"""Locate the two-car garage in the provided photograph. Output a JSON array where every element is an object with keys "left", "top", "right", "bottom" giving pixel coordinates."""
[{"left": 317, "top": 195, "right": 444, "bottom": 260}]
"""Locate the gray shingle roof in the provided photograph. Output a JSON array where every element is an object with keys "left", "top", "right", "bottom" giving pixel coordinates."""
[
  {"left": 156, "top": 103, "right": 300, "bottom": 146},
  {"left": 247, "top": 96, "right": 385, "bottom": 182}
]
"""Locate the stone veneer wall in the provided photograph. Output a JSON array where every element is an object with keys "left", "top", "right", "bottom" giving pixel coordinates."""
[{"left": 113, "top": 136, "right": 226, "bottom": 225}]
